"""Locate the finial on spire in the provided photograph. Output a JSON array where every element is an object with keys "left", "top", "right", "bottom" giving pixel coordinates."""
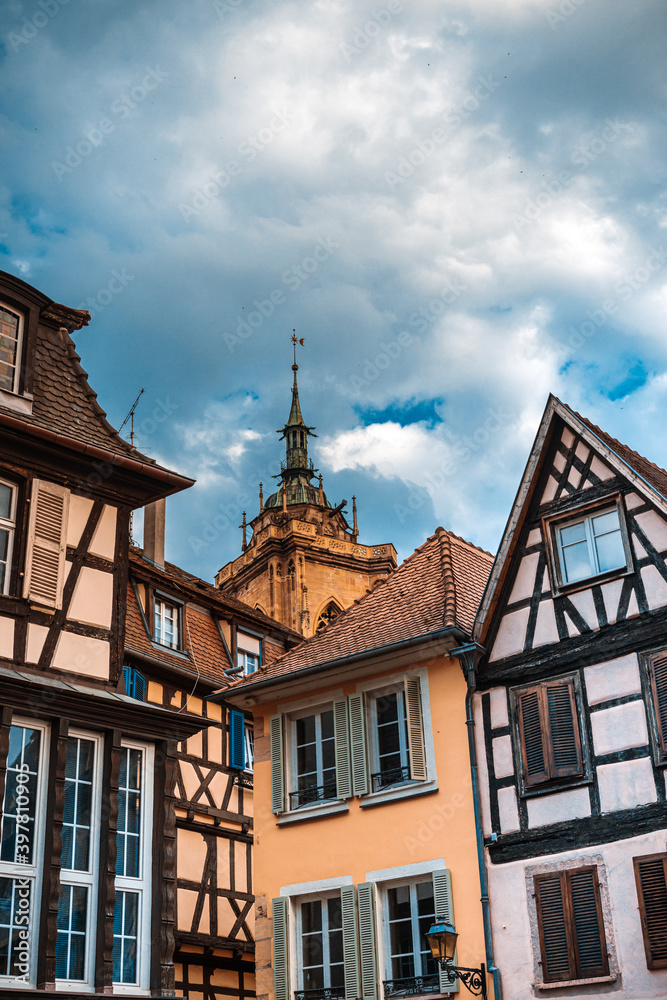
[
  {"left": 240, "top": 511, "right": 248, "bottom": 551},
  {"left": 259, "top": 482, "right": 264, "bottom": 513},
  {"left": 352, "top": 495, "right": 358, "bottom": 539},
  {"left": 291, "top": 329, "right": 304, "bottom": 376},
  {"left": 318, "top": 474, "right": 324, "bottom": 506}
]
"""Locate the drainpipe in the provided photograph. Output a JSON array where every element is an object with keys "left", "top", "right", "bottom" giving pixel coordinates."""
[{"left": 451, "top": 642, "right": 502, "bottom": 1000}]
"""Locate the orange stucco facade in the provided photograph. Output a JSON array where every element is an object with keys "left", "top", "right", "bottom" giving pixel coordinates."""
[{"left": 237, "top": 644, "right": 493, "bottom": 1000}]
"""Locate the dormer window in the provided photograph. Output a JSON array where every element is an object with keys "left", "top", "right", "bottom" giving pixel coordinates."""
[
  {"left": 237, "top": 631, "right": 261, "bottom": 675},
  {"left": 154, "top": 598, "right": 180, "bottom": 649},
  {"left": 0, "top": 305, "right": 23, "bottom": 394},
  {"left": 0, "top": 480, "right": 16, "bottom": 595}
]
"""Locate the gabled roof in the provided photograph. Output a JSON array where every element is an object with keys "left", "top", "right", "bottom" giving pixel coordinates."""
[
  {"left": 0, "top": 272, "right": 192, "bottom": 494},
  {"left": 474, "top": 394, "right": 667, "bottom": 642},
  {"left": 229, "top": 527, "right": 493, "bottom": 689}
]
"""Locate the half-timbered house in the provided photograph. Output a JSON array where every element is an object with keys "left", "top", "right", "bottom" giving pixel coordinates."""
[
  {"left": 123, "top": 524, "right": 301, "bottom": 1000},
  {"left": 473, "top": 395, "right": 667, "bottom": 999},
  {"left": 0, "top": 269, "right": 214, "bottom": 996}
]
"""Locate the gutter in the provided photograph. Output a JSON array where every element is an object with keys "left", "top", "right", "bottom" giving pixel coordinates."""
[
  {"left": 210, "top": 625, "right": 468, "bottom": 701},
  {"left": 0, "top": 411, "right": 194, "bottom": 492},
  {"left": 451, "top": 642, "right": 503, "bottom": 1000},
  {"left": 124, "top": 644, "right": 221, "bottom": 690}
]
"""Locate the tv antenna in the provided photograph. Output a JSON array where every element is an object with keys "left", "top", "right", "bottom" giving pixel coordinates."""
[{"left": 119, "top": 387, "right": 145, "bottom": 446}]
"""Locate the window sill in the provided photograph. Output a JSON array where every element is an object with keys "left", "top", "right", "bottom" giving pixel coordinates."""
[
  {"left": 150, "top": 640, "right": 190, "bottom": 659},
  {"left": 360, "top": 779, "right": 437, "bottom": 808},
  {"left": 537, "top": 974, "right": 617, "bottom": 990},
  {"left": 0, "top": 387, "right": 33, "bottom": 415},
  {"left": 551, "top": 567, "right": 631, "bottom": 600},
  {"left": 521, "top": 777, "right": 592, "bottom": 799},
  {"left": 278, "top": 800, "right": 349, "bottom": 825}
]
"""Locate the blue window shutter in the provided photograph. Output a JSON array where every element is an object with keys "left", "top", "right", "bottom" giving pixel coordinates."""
[
  {"left": 133, "top": 670, "right": 146, "bottom": 701},
  {"left": 122, "top": 665, "right": 131, "bottom": 695},
  {"left": 229, "top": 710, "right": 246, "bottom": 769}
]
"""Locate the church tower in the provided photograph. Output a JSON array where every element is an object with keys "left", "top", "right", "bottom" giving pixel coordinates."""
[{"left": 215, "top": 349, "right": 396, "bottom": 635}]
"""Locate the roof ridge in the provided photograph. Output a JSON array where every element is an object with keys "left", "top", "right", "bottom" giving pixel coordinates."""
[
  {"left": 443, "top": 528, "right": 495, "bottom": 560},
  {"left": 439, "top": 530, "right": 457, "bottom": 628}
]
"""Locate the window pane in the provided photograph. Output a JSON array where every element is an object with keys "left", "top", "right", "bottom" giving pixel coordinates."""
[
  {"left": 55, "top": 884, "right": 88, "bottom": 980},
  {"left": 0, "top": 309, "right": 19, "bottom": 393},
  {"left": 62, "top": 737, "right": 94, "bottom": 873},
  {"left": 1, "top": 726, "right": 41, "bottom": 864},
  {"left": 594, "top": 529, "right": 625, "bottom": 574},
  {"left": 560, "top": 520, "right": 586, "bottom": 545},
  {"left": 116, "top": 748, "right": 143, "bottom": 877},
  {"left": 296, "top": 716, "right": 316, "bottom": 746},
  {"left": 561, "top": 540, "right": 592, "bottom": 583},
  {"left": 0, "top": 529, "right": 8, "bottom": 562},
  {"left": 0, "top": 877, "right": 32, "bottom": 977},
  {"left": 301, "top": 900, "right": 322, "bottom": 934},
  {"left": 591, "top": 510, "right": 619, "bottom": 537},
  {"left": 113, "top": 891, "right": 139, "bottom": 984},
  {"left": 0, "top": 484, "right": 11, "bottom": 521}
]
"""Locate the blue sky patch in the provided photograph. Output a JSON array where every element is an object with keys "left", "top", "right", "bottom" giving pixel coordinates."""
[{"left": 355, "top": 399, "right": 444, "bottom": 428}]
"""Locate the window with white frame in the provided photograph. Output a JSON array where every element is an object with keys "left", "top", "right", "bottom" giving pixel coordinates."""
[
  {"left": 245, "top": 725, "right": 254, "bottom": 774},
  {"left": 0, "top": 480, "right": 16, "bottom": 596},
  {"left": 55, "top": 732, "right": 102, "bottom": 987},
  {"left": 154, "top": 598, "right": 180, "bottom": 649},
  {"left": 368, "top": 678, "right": 427, "bottom": 793},
  {"left": 551, "top": 503, "right": 629, "bottom": 587},
  {"left": 384, "top": 881, "right": 438, "bottom": 986},
  {"left": 113, "top": 741, "right": 153, "bottom": 990},
  {"left": 0, "top": 305, "right": 23, "bottom": 395},
  {"left": 237, "top": 631, "right": 261, "bottom": 675},
  {"left": 290, "top": 708, "right": 336, "bottom": 810},
  {"left": 0, "top": 720, "right": 49, "bottom": 986},
  {"left": 297, "top": 895, "right": 344, "bottom": 996}
]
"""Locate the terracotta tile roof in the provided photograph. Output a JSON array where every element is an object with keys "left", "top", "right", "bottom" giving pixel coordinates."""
[
  {"left": 125, "top": 549, "right": 301, "bottom": 686},
  {"left": 233, "top": 527, "right": 493, "bottom": 686},
  {"left": 567, "top": 405, "right": 667, "bottom": 500}
]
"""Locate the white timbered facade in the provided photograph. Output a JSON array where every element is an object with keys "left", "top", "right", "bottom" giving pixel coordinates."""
[{"left": 474, "top": 396, "right": 667, "bottom": 1000}]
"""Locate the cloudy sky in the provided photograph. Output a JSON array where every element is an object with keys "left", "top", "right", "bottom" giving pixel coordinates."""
[{"left": 2, "top": 0, "right": 666, "bottom": 581}]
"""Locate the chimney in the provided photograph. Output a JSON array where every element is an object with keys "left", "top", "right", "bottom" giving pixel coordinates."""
[{"left": 144, "top": 497, "right": 166, "bottom": 568}]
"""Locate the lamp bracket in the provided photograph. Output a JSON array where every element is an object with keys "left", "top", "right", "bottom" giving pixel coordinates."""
[{"left": 439, "top": 962, "right": 487, "bottom": 999}]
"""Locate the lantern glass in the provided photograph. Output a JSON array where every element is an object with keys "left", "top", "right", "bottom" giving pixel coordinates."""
[{"left": 426, "top": 920, "right": 458, "bottom": 963}]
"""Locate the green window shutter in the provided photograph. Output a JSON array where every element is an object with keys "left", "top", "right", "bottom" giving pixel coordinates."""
[
  {"left": 341, "top": 885, "right": 361, "bottom": 999},
  {"left": 270, "top": 714, "right": 285, "bottom": 814},
  {"left": 404, "top": 676, "right": 427, "bottom": 781},
  {"left": 357, "top": 882, "right": 378, "bottom": 1000},
  {"left": 272, "top": 897, "right": 289, "bottom": 1000},
  {"left": 334, "top": 698, "right": 352, "bottom": 799},
  {"left": 432, "top": 869, "right": 458, "bottom": 993},
  {"left": 348, "top": 693, "right": 368, "bottom": 796}
]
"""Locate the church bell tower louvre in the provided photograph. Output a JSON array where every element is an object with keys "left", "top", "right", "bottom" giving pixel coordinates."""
[{"left": 214, "top": 341, "right": 397, "bottom": 635}]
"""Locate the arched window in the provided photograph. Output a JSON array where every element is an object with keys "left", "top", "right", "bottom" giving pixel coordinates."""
[{"left": 315, "top": 601, "right": 343, "bottom": 632}]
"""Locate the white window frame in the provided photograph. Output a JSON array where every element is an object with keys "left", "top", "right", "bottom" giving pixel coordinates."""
[
  {"left": 289, "top": 703, "right": 337, "bottom": 811},
  {"left": 294, "top": 891, "right": 345, "bottom": 994},
  {"left": 0, "top": 717, "right": 50, "bottom": 990},
  {"left": 113, "top": 739, "right": 154, "bottom": 995},
  {"left": 244, "top": 725, "right": 254, "bottom": 775},
  {"left": 0, "top": 304, "right": 24, "bottom": 396},
  {"left": 55, "top": 730, "right": 103, "bottom": 993},
  {"left": 549, "top": 499, "right": 632, "bottom": 590},
  {"left": 153, "top": 597, "right": 180, "bottom": 650},
  {"left": 0, "top": 479, "right": 16, "bottom": 597},
  {"left": 379, "top": 876, "right": 438, "bottom": 987},
  {"left": 237, "top": 631, "right": 261, "bottom": 675},
  {"left": 237, "top": 649, "right": 259, "bottom": 675},
  {"left": 369, "top": 685, "right": 411, "bottom": 792},
  {"left": 356, "top": 669, "right": 438, "bottom": 808}
]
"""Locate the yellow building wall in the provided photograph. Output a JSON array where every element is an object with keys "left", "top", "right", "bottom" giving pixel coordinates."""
[{"left": 251, "top": 652, "right": 492, "bottom": 1000}]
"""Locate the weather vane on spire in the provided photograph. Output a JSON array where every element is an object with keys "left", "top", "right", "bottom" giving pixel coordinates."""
[{"left": 291, "top": 329, "right": 304, "bottom": 367}]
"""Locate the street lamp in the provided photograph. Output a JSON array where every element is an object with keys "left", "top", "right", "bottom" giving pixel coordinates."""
[{"left": 426, "top": 918, "right": 487, "bottom": 999}]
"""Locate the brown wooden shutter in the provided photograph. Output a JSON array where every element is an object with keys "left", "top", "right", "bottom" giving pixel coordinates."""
[
  {"left": 634, "top": 853, "right": 667, "bottom": 969},
  {"left": 534, "top": 868, "right": 608, "bottom": 984},
  {"left": 517, "top": 688, "right": 549, "bottom": 787},
  {"left": 23, "top": 480, "right": 69, "bottom": 609},
  {"left": 545, "top": 681, "right": 583, "bottom": 779},
  {"left": 647, "top": 653, "right": 667, "bottom": 757},
  {"left": 534, "top": 873, "right": 572, "bottom": 982},
  {"left": 568, "top": 867, "right": 607, "bottom": 978}
]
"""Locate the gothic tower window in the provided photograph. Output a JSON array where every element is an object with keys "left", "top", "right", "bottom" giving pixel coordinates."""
[{"left": 315, "top": 601, "right": 343, "bottom": 632}]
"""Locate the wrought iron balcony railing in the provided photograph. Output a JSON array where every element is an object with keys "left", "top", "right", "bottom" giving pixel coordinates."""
[
  {"left": 383, "top": 974, "right": 441, "bottom": 998},
  {"left": 371, "top": 765, "right": 411, "bottom": 792},
  {"left": 289, "top": 779, "right": 337, "bottom": 810},
  {"left": 294, "top": 988, "right": 345, "bottom": 1000}
]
